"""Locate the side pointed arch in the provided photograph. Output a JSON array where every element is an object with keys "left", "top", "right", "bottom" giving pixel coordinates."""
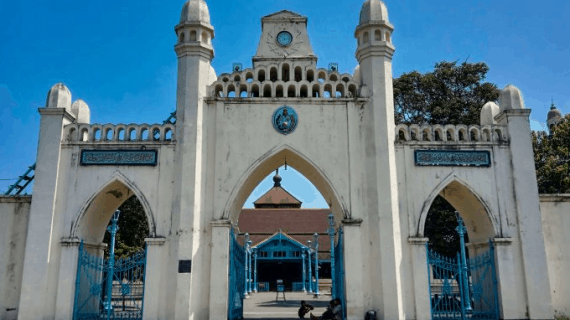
[
  {"left": 417, "top": 173, "right": 498, "bottom": 243},
  {"left": 71, "top": 171, "right": 156, "bottom": 244},
  {"left": 222, "top": 144, "right": 348, "bottom": 223}
]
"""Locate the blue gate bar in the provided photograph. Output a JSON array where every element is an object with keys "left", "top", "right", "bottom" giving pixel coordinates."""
[
  {"left": 327, "top": 213, "right": 335, "bottom": 296},
  {"left": 456, "top": 214, "right": 472, "bottom": 313},
  {"left": 313, "top": 233, "right": 319, "bottom": 297},
  {"left": 105, "top": 210, "right": 120, "bottom": 318}
]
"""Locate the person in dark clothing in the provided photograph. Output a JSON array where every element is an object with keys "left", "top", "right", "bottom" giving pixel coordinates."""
[
  {"left": 310, "top": 299, "right": 342, "bottom": 320},
  {"left": 298, "top": 300, "right": 314, "bottom": 319}
]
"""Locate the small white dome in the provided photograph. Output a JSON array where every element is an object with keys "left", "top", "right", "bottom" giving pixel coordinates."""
[
  {"left": 46, "top": 83, "right": 72, "bottom": 113},
  {"left": 208, "top": 65, "right": 217, "bottom": 85},
  {"left": 359, "top": 0, "right": 389, "bottom": 25},
  {"left": 71, "top": 99, "right": 91, "bottom": 124},
  {"left": 499, "top": 84, "right": 525, "bottom": 112},
  {"left": 180, "top": 0, "right": 211, "bottom": 24},
  {"left": 480, "top": 102, "right": 500, "bottom": 126}
]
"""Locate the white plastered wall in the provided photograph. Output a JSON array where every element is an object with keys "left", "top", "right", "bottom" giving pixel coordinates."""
[
  {"left": 0, "top": 197, "right": 31, "bottom": 320},
  {"left": 540, "top": 194, "right": 570, "bottom": 318}
]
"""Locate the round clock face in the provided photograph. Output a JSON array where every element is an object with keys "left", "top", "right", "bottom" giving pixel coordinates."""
[{"left": 276, "top": 31, "right": 293, "bottom": 47}]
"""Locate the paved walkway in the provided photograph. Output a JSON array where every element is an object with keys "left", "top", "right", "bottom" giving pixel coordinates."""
[{"left": 243, "top": 291, "right": 331, "bottom": 319}]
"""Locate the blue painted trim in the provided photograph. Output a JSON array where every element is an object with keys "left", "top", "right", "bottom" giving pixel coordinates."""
[
  {"left": 414, "top": 150, "right": 491, "bottom": 167},
  {"left": 80, "top": 150, "right": 158, "bottom": 166}
]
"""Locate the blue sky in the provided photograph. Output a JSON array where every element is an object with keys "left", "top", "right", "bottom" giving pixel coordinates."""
[{"left": 1, "top": 0, "right": 569, "bottom": 204}]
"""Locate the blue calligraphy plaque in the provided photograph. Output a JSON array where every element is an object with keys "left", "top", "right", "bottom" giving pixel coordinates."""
[
  {"left": 272, "top": 106, "right": 298, "bottom": 135},
  {"left": 80, "top": 150, "right": 157, "bottom": 166},
  {"left": 414, "top": 150, "right": 491, "bottom": 167}
]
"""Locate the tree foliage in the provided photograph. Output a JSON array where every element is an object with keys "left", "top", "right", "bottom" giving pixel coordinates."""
[
  {"left": 394, "top": 61, "right": 500, "bottom": 125},
  {"left": 533, "top": 114, "right": 570, "bottom": 194},
  {"left": 103, "top": 195, "right": 149, "bottom": 259}
]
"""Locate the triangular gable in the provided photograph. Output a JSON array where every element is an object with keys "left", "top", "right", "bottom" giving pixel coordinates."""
[
  {"left": 262, "top": 10, "right": 305, "bottom": 20},
  {"left": 253, "top": 230, "right": 307, "bottom": 250}
]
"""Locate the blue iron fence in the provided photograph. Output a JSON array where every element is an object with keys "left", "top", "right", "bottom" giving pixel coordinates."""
[
  {"left": 332, "top": 227, "right": 346, "bottom": 320},
  {"left": 228, "top": 228, "right": 246, "bottom": 320},
  {"left": 73, "top": 241, "right": 146, "bottom": 320},
  {"left": 257, "top": 282, "right": 270, "bottom": 292},
  {"left": 427, "top": 216, "right": 499, "bottom": 320}
]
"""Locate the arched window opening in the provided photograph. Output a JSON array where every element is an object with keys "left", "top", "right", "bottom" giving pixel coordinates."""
[
  {"left": 190, "top": 30, "right": 197, "bottom": 41},
  {"left": 246, "top": 72, "right": 254, "bottom": 83},
  {"left": 363, "top": 32, "right": 369, "bottom": 44},
  {"left": 294, "top": 66, "right": 302, "bottom": 82},
  {"left": 287, "top": 85, "right": 296, "bottom": 98},
  {"left": 494, "top": 129, "right": 502, "bottom": 142},
  {"left": 263, "top": 84, "right": 272, "bottom": 97},
  {"left": 94, "top": 128, "right": 102, "bottom": 141},
  {"left": 240, "top": 85, "right": 248, "bottom": 98},
  {"left": 251, "top": 85, "right": 260, "bottom": 97},
  {"left": 423, "top": 130, "right": 431, "bottom": 141},
  {"left": 435, "top": 130, "right": 442, "bottom": 141},
  {"left": 222, "top": 77, "right": 229, "bottom": 83},
  {"left": 105, "top": 129, "right": 113, "bottom": 141},
  {"left": 470, "top": 130, "right": 478, "bottom": 141},
  {"left": 411, "top": 131, "right": 418, "bottom": 141},
  {"left": 342, "top": 77, "right": 350, "bottom": 83},
  {"left": 335, "top": 84, "right": 344, "bottom": 98},
  {"left": 307, "top": 70, "right": 315, "bottom": 82},
  {"left": 318, "top": 71, "right": 326, "bottom": 83},
  {"left": 202, "top": 32, "right": 209, "bottom": 44},
  {"left": 118, "top": 129, "right": 125, "bottom": 141},
  {"left": 141, "top": 129, "right": 149, "bottom": 140},
  {"left": 234, "top": 75, "right": 241, "bottom": 82},
  {"left": 312, "top": 84, "right": 320, "bottom": 98},
  {"left": 375, "top": 29, "right": 382, "bottom": 41},
  {"left": 178, "top": 32, "right": 185, "bottom": 43},
  {"left": 165, "top": 129, "right": 173, "bottom": 141},
  {"left": 348, "top": 84, "right": 357, "bottom": 98},
  {"left": 446, "top": 131, "right": 453, "bottom": 141},
  {"left": 81, "top": 129, "right": 89, "bottom": 142},
  {"left": 324, "top": 84, "right": 332, "bottom": 98},
  {"left": 215, "top": 84, "right": 224, "bottom": 97},
  {"left": 152, "top": 128, "right": 161, "bottom": 141},
  {"left": 276, "top": 85, "right": 284, "bottom": 98},
  {"left": 282, "top": 64, "right": 290, "bottom": 82},
  {"left": 270, "top": 67, "right": 278, "bottom": 82},
  {"left": 240, "top": 90, "right": 248, "bottom": 98},
  {"left": 128, "top": 129, "right": 136, "bottom": 141},
  {"left": 67, "top": 128, "right": 76, "bottom": 141},
  {"left": 329, "top": 74, "right": 338, "bottom": 82},
  {"left": 398, "top": 129, "right": 406, "bottom": 141},
  {"left": 228, "top": 84, "right": 236, "bottom": 98},
  {"left": 385, "top": 32, "right": 391, "bottom": 43},
  {"left": 300, "top": 85, "right": 308, "bottom": 98},
  {"left": 258, "top": 70, "right": 266, "bottom": 82}
]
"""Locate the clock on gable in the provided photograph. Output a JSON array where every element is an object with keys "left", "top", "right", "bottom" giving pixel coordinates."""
[{"left": 276, "top": 31, "right": 293, "bottom": 46}]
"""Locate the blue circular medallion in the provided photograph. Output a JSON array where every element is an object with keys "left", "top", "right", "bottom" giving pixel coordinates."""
[{"left": 272, "top": 106, "right": 298, "bottom": 135}]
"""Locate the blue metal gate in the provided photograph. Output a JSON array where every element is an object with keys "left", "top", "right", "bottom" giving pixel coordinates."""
[
  {"left": 73, "top": 241, "right": 147, "bottom": 320},
  {"left": 427, "top": 217, "right": 499, "bottom": 320},
  {"left": 332, "top": 227, "right": 346, "bottom": 320},
  {"left": 228, "top": 227, "right": 246, "bottom": 320}
]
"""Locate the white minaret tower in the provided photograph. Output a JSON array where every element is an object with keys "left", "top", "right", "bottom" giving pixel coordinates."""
[
  {"left": 355, "top": 1, "right": 404, "bottom": 319},
  {"left": 172, "top": 1, "right": 217, "bottom": 319}
]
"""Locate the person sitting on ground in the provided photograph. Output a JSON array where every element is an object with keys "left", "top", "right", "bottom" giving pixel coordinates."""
[
  {"left": 310, "top": 299, "right": 340, "bottom": 320},
  {"left": 298, "top": 300, "right": 314, "bottom": 319}
]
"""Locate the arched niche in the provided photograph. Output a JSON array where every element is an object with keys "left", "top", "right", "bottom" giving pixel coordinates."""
[
  {"left": 72, "top": 173, "right": 156, "bottom": 244},
  {"left": 222, "top": 146, "right": 347, "bottom": 224},
  {"left": 418, "top": 176, "right": 497, "bottom": 244}
]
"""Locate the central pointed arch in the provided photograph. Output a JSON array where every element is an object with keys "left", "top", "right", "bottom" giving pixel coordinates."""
[
  {"left": 417, "top": 173, "right": 498, "bottom": 243},
  {"left": 71, "top": 171, "right": 156, "bottom": 244},
  {"left": 222, "top": 145, "right": 348, "bottom": 223}
]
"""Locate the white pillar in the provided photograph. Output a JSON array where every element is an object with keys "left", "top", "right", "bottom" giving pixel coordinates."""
[
  {"left": 408, "top": 237, "right": 430, "bottom": 320},
  {"left": 498, "top": 108, "right": 554, "bottom": 319},
  {"left": 342, "top": 220, "right": 365, "bottom": 320},
  {"left": 209, "top": 221, "right": 231, "bottom": 320},
  {"left": 18, "top": 107, "right": 74, "bottom": 320},
  {"left": 54, "top": 238, "right": 81, "bottom": 320},
  {"left": 143, "top": 237, "right": 166, "bottom": 320},
  {"left": 492, "top": 238, "right": 523, "bottom": 320}
]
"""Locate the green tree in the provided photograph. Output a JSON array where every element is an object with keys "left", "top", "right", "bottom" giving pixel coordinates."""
[
  {"left": 394, "top": 61, "right": 500, "bottom": 125},
  {"left": 424, "top": 196, "right": 469, "bottom": 258},
  {"left": 103, "top": 195, "right": 149, "bottom": 259},
  {"left": 533, "top": 114, "right": 570, "bottom": 194}
]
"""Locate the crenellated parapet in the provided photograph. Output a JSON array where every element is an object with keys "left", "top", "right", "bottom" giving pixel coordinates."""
[
  {"left": 63, "top": 123, "right": 175, "bottom": 143},
  {"left": 395, "top": 124, "right": 508, "bottom": 144},
  {"left": 208, "top": 64, "right": 359, "bottom": 99}
]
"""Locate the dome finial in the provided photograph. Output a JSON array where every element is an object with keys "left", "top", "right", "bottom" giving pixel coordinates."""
[
  {"left": 180, "top": 0, "right": 211, "bottom": 24},
  {"left": 273, "top": 169, "right": 282, "bottom": 187}
]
